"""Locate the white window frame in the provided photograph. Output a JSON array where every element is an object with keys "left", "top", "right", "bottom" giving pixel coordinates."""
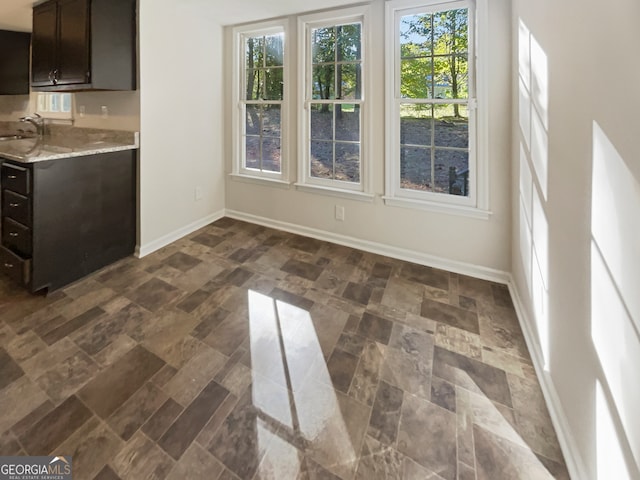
[
  {"left": 296, "top": 6, "right": 374, "bottom": 201},
  {"left": 384, "top": 0, "right": 490, "bottom": 218},
  {"left": 231, "top": 19, "right": 290, "bottom": 185},
  {"left": 36, "top": 92, "right": 74, "bottom": 120}
]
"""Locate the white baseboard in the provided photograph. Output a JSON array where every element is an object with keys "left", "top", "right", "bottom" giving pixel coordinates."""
[
  {"left": 225, "top": 209, "right": 510, "bottom": 284},
  {"left": 507, "top": 277, "right": 589, "bottom": 480},
  {"left": 135, "top": 209, "right": 225, "bottom": 258}
]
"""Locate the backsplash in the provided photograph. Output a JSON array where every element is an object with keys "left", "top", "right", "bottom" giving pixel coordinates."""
[
  {"left": 73, "top": 91, "right": 140, "bottom": 131},
  {"left": 0, "top": 90, "right": 140, "bottom": 131},
  {"left": 45, "top": 124, "right": 139, "bottom": 142},
  {"left": 0, "top": 120, "right": 138, "bottom": 139},
  {"left": 0, "top": 95, "right": 31, "bottom": 121}
]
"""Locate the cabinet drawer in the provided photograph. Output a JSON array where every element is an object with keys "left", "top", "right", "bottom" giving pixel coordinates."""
[
  {"left": 1, "top": 163, "right": 30, "bottom": 195},
  {"left": 0, "top": 246, "right": 30, "bottom": 285},
  {"left": 2, "top": 190, "right": 30, "bottom": 226},
  {"left": 2, "top": 217, "right": 31, "bottom": 257}
]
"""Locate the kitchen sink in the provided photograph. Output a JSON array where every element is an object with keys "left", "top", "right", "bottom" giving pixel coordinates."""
[{"left": 0, "top": 134, "right": 35, "bottom": 141}]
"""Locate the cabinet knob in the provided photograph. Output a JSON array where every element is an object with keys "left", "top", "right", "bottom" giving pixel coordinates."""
[
  {"left": 9, "top": 233, "right": 19, "bottom": 237},
  {"left": 7, "top": 175, "right": 17, "bottom": 179},
  {"left": 3, "top": 263, "right": 14, "bottom": 269},
  {"left": 9, "top": 203, "right": 20, "bottom": 207},
  {"left": 53, "top": 69, "right": 59, "bottom": 85}
]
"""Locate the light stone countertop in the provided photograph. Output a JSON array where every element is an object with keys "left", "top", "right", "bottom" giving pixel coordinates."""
[{"left": 0, "top": 124, "right": 139, "bottom": 163}]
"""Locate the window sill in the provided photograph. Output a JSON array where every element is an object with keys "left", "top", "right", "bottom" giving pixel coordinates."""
[
  {"left": 382, "top": 196, "right": 492, "bottom": 219},
  {"left": 294, "top": 183, "right": 375, "bottom": 203},
  {"left": 229, "top": 173, "right": 291, "bottom": 190}
]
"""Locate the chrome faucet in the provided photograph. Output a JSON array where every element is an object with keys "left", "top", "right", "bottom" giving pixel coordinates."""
[{"left": 19, "top": 113, "right": 45, "bottom": 137}]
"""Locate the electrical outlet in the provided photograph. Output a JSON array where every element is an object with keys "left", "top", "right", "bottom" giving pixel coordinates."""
[
  {"left": 335, "top": 205, "right": 345, "bottom": 221},
  {"left": 195, "top": 186, "right": 203, "bottom": 201},
  {"left": 101, "top": 105, "right": 108, "bottom": 118},
  {"left": 79, "top": 105, "right": 86, "bottom": 118}
]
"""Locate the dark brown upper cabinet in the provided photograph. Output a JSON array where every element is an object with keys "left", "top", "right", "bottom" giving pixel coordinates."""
[
  {"left": 0, "top": 30, "right": 31, "bottom": 95},
  {"left": 31, "top": 0, "right": 136, "bottom": 91}
]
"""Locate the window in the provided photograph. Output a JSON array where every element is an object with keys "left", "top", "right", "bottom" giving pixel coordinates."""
[
  {"left": 36, "top": 92, "right": 73, "bottom": 119},
  {"left": 298, "top": 6, "right": 372, "bottom": 197},
  {"left": 232, "top": 20, "right": 288, "bottom": 182},
  {"left": 386, "top": 0, "right": 487, "bottom": 215}
]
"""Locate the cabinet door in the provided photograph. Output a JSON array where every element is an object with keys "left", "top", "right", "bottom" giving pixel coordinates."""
[
  {"left": 56, "top": 0, "right": 90, "bottom": 85},
  {"left": 0, "top": 31, "right": 31, "bottom": 94},
  {"left": 31, "top": 1, "right": 57, "bottom": 86}
]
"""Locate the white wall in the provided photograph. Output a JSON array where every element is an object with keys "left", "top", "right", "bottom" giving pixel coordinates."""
[
  {"left": 511, "top": 0, "right": 640, "bottom": 478},
  {"left": 224, "top": 0, "right": 513, "bottom": 277},
  {"left": 138, "top": 0, "right": 225, "bottom": 252}
]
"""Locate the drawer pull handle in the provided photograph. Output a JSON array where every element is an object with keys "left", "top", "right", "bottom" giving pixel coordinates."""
[
  {"left": 9, "top": 232, "right": 19, "bottom": 237},
  {"left": 9, "top": 203, "right": 20, "bottom": 207},
  {"left": 7, "top": 175, "right": 17, "bottom": 179},
  {"left": 4, "top": 263, "right": 13, "bottom": 269}
]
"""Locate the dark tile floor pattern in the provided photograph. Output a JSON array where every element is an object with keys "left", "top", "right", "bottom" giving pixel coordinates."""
[{"left": 0, "top": 218, "right": 569, "bottom": 479}]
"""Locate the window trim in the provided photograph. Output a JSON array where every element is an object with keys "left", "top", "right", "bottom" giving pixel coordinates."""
[
  {"left": 36, "top": 92, "right": 74, "bottom": 120},
  {"left": 384, "top": 0, "right": 490, "bottom": 216},
  {"left": 232, "top": 19, "right": 290, "bottom": 183},
  {"left": 297, "top": 5, "right": 372, "bottom": 196}
]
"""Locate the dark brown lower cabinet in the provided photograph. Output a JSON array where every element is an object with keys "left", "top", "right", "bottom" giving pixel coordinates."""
[{"left": 0, "top": 150, "right": 136, "bottom": 292}]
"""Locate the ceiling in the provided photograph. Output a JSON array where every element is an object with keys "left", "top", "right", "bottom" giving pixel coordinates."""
[
  {"left": 196, "top": 0, "right": 357, "bottom": 25},
  {"left": 0, "top": 0, "right": 356, "bottom": 32},
  {"left": 0, "top": 0, "right": 33, "bottom": 32}
]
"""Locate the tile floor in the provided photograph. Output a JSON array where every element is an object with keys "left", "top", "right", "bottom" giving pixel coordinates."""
[{"left": 0, "top": 218, "right": 570, "bottom": 479}]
